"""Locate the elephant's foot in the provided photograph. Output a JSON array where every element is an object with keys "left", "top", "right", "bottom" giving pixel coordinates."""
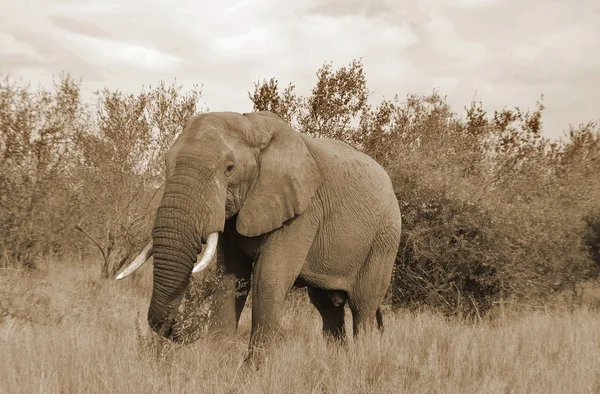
[
  {"left": 242, "top": 341, "right": 272, "bottom": 371},
  {"left": 243, "top": 323, "right": 285, "bottom": 368},
  {"left": 242, "top": 346, "right": 264, "bottom": 370},
  {"left": 323, "top": 326, "right": 347, "bottom": 346}
]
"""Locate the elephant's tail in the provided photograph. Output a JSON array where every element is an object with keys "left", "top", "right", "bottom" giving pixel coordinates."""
[{"left": 376, "top": 307, "right": 384, "bottom": 332}]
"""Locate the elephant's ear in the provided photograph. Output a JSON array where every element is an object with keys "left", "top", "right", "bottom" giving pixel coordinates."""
[{"left": 236, "top": 114, "right": 322, "bottom": 237}]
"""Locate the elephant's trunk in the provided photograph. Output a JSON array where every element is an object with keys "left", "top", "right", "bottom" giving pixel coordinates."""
[
  {"left": 148, "top": 203, "right": 199, "bottom": 340},
  {"left": 147, "top": 165, "right": 225, "bottom": 340}
]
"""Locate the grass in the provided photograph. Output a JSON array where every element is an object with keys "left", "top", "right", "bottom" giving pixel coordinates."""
[{"left": 1, "top": 259, "right": 600, "bottom": 394}]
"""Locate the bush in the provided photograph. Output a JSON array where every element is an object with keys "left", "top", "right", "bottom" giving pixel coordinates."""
[
  {"left": 583, "top": 210, "right": 600, "bottom": 272},
  {"left": 0, "top": 73, "right": 85, "bottom": 268},
  {"left": 392, "top": 171, "right": 502, "bottom": 317}
]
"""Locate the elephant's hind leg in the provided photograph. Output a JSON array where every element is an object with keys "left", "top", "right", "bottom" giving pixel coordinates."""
[
  {"left": 307, "top": 286, "right": 347, "bottom": 343},
  {"left": 348, "top": 226, "right": 399, "bottom": 338}
]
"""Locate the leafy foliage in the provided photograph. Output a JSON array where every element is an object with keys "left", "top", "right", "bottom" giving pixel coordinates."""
[
  {"left": 0, "top": 73, "right": 85, "bottom": 268},
  {"left": 0, "top": 74, "right": 204, "bottom": 278},
  {"left": 2, "top": 58, "right": 599, "bottom": 320},
  {"left": 248, "top": 77, "right": 301, "bottom": 124},
  {"left": 583, "top": 210, "right": 600, "bottom": 271}
]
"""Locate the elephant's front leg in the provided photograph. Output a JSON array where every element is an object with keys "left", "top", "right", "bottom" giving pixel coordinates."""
[
  {"left": 209, "top": 234, "right": 252, "bottom": 337},
  {"left": 248, "top": 212, "right": 320, "bottom": 356}
]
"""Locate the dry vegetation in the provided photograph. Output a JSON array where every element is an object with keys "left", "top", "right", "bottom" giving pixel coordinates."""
[
  {"left": 2, "top": 260, "right": 600, "bottom": 394},
  {"left": 2, "top": 59, "right": 600, "bottom": 392}
]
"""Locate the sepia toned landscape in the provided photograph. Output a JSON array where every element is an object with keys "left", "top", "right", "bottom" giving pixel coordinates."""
[
  {"left": 2, "top": 1, "right": 600, "bottom": 392},
  {"left": 1, "top": 60, "right": 599, "bottom": 392}
]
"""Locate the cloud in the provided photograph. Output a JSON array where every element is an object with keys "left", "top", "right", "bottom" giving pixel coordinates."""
[
  {"left": 442, "top": 0, "right": 504, "bottom": 7},
  {"left": 0, "top": 0, "right": 598, "bottom": 138},
  {"left": 62, "top": 33, "right": 185, "bottom": 71},
  {"left": 212, "top": 27, "right": 269, "bottom": 55},
  {"left": 49, "top": 14, "right": 112, "bottom": 40},
  {"left": 306, "top": 0, "right": 394, "bottom": 18},
  {"left": 0, "top": 52, "right": 46, "bottom": 70},
  {"left": 49, "top": 10, "right": 185, "bottom": 73},
  {"left": 5, "top": 25, "right": 105, "bottom": 81}
]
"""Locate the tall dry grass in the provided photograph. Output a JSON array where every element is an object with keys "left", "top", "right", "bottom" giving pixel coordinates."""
[{"left": 1, "top": 259, "right": 599, "bottom": 394}]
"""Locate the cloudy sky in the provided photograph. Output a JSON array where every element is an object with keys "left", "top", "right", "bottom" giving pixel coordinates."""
[{"left": 1, "top": 0, "right": 598, "bottom": 139}]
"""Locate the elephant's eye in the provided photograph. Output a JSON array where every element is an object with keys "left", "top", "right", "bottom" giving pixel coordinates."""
[{"left": 225, "top": 164, "right": 234, "bottom": 176}]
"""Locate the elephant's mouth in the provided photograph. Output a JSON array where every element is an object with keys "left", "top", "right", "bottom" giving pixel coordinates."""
[
  {"left": 225, "top": 189, "right": 242, "bottom": 219},
  {"left": 225, "top": 198, "right": 235, "bottom": 218}
]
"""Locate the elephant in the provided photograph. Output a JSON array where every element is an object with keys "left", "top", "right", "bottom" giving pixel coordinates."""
[{"left": 117, "top": 110, "right": 401, "bottom": 354}]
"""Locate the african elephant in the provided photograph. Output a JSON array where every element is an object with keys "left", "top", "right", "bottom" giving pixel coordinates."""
[{"left": 117, "top": 111, "right": 401, "bottom": 353}]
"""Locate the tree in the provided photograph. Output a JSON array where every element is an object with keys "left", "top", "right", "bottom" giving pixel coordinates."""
[
  {"left": 248, "top": 59, "right": 370, "bottom": 148},
  {"left": 73, "top": 80, "right": 204, "bottom": 278},
  {"left": 299, "top": 59, "right": 369, "bottom": 145},
  {"left": 247, "top": 78, "right": 301, "bottom": 125},
  {"left": 0, "top": 72, "right": 85, "bottom": 267}
]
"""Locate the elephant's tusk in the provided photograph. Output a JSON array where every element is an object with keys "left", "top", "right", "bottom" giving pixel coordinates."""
[
  {"left": 192, "top": 232, "right": 219, "bottom": 273},
  {"left": 115, "top": 241, "right": 153, "bottom": 280},
  {"left": 116, "top": 233, "right": 218, "bottom": 279}
]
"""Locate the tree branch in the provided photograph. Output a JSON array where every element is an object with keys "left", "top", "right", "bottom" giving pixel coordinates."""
[{"left": 74, "top": 224, "right": 106, "bottom": 261}]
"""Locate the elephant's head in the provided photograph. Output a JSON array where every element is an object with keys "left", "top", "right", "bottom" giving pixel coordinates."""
[{"left": 117, "top": 111, "right": 322, "bottom": 340}]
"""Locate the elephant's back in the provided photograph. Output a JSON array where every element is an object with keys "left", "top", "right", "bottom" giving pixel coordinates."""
[
  {"left": 305, "top": 136, "right": 396, "bottom": 194},
  {"left": 305, "top": 136, "right": 399, "bottom": 226}
]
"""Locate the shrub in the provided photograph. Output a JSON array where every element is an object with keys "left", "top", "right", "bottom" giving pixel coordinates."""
[
  {"left": 583, "top": 210, "right": 600, "bottom": 273},
  {"left": 391, "top": 171, "right": 502, "bottom": 317}
]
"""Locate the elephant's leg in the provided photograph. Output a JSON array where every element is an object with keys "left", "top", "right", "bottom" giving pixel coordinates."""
[
  {"left": 248, "top": 252, "right": 309, "bottom": 351},
  {"left": 348, "top": 227, "right": 399, "bottom": 338},
  {"left": 209, "top": 234, "right": 252, "bottom": 336},
  {"left": 349, "top": 292, "right": 391, "bottom": 338},
  {"left": 307, "top": 286, "right": 347, "bottom": 343},
  {"left": 247, "top": 210, "right": 320, "bottom": 356}
]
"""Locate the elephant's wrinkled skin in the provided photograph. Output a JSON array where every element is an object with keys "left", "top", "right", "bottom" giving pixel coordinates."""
[{"left": 130, "top": 111, "right": 401, "bottom": 351}]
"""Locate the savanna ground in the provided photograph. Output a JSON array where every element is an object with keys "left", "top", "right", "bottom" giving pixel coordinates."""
[{"left": 2, "top": 259, "right": 599, "bottom": 394}]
